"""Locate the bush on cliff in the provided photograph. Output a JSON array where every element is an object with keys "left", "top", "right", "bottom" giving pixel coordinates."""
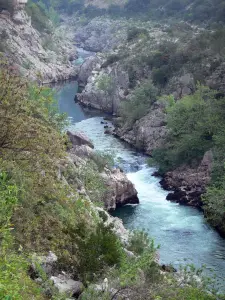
[
  {"left": 120, "top": 80, "right": 158, "bottom": 125},
  {"left": 152, "top": 86, "right": 224, "bottom": 172},
  {"left": 0, "top": 63, "right": 126, "bottom": 297},
  {"left": 26, "top": 0, "right": 52, "bottom": 33}
]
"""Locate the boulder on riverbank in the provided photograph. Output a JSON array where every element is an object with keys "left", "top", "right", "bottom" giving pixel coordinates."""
[
  {"left": 66, "top": 131, "right": 139, "bottom": 210},
  {"left": 160, "top": 151, "right": 213, "bottom": 208},
  {"left": 101, "top": 168, "right": 139, "bottom": 210},
  {"left": 67, "top": 130, "right": 94, "bottom": 149}
]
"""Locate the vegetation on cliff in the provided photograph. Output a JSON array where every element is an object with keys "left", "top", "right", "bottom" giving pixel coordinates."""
[{"left": 0, "top": 58, "right": 223, "bottom": 299}]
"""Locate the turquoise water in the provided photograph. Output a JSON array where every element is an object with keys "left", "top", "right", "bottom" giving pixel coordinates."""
[{"left": 56, "top": 80, "right": 225, "bottom": 288}]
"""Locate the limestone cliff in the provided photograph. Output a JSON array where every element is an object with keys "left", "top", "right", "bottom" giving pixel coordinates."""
[
  {"left": 0, "top": 6, "right": 77, "bottom": 83},
  {"left": 66, "top": 131, "right": 139, "bottom": 211}
]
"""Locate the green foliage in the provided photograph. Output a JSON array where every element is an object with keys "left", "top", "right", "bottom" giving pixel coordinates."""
[
  {"left": 26, "top": 1, "right": 52, "bottom": 33},
  {"left": 152, "top": 86, "right": 223, "bottom": 172},
  {"left": 0, "top": 64, "right": 65, "bottom": 173},
  {"left": 127, "top": 230, "right": 155, "bottom": 256},
  {"left": 152, "top": 66, "right": 170, "bottom": 86},
  {"left": 96, "top": 74, "right": 113, "bottom": 94},
  {"left": 75, "top": 221, "right": 123, "bottom": 283},
  {"left": 78, "top": 160, "right": 106, "bottom": 204},
  {"left": 0, "top": 172, "right": 44, "bottom": 299},
  {"left": 127, "top": 27, "right": 149, "bottom": 42},
  {"left": 92, "top": 151, "right": 114, "bottom": 172},
  {"left": 120, "top": 80, "right": 158, "bottom": 125}
]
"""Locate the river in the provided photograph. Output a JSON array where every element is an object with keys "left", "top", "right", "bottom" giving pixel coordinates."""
[{"left": 55, "top": 50, "right": 225, "bottom": 288}]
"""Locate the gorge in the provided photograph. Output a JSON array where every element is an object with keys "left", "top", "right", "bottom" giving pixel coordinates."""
[
  {"left": 56, "top": 75, "right": 225, "bottom": 288},
  {"left": 1, "top": 0, "right": 225, "bottom": 298}
]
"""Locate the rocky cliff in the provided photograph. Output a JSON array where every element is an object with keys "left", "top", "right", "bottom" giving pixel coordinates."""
[
  {"left": 160, "top": 151, "right": 213, "bottom": 208},
  {"left": 0, "top": 7, "right": 77, "bottom": 83},
  {"left": 75, "top": 17, "right": 128, "bottom": 52},
  {"left": 66, "top": 130, "right": 139, "bottom": 210},
  {"left": 75, "top": 17, "right": 225, "bottom": 211}
]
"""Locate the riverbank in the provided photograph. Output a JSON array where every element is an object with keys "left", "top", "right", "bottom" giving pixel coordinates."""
[{"left": 56, "top": 80, "right": 225, "bottom": 290}]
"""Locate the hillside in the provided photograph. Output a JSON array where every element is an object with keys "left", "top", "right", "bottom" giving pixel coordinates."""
[
  {"left": 1, "top": 0, "right": 225, "bottom": 299},
  {"left": 75, "top": 7, "right": 225, "bottom": 236},
  {"left": 0, "top": 0, "right": 77, "bottom": 83}
]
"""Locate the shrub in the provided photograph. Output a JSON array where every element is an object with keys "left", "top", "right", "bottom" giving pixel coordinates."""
[
  {"left": 120, "top": 80, "right": 158, "bottom": 125},
  {"left": 127, "top": 230, "right": 156, "bottom": 256},
  {"left": 152, "top": 86, "right": 223, "bottom": 171},
  {"left": 127, "top": 27, "right": 149, "bottom": 42},
  {"left": 101, "top": 54, "right": 122, "bottom": 68},
  {"left": 75, "top": 221, "right": 123, "bottom": 283},
  {"left": 96, "top": 74, "right": 113, "bottom": 94},
  {"left": 26, "top": 1, "right": 52, "bottom": 33},
  {"left": 152, "top": 67, "right": 170, "bottom": 86},
  {"left": 92, "top": 151, "right": 114, "bottom": 172}
]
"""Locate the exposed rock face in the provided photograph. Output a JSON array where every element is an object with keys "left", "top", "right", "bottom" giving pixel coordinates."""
[
  {"left": 0, "top": 10, "right": 77, "bottom": 83},
  {"left": 114, "top": 104, "right": 168, "bottom": 154},
  {"left": 78, "top": 55, "right": 101, "bottom": 85},
  {"left": 101, "top": 168, "right": 139, "bottom": 210},
  {"left": 51, "top": 274, "right": 84, "bottom": 297},
  {"left": 75, "top": 17, "right": 127, "bottom": 52},
  {"left": 66, "top": 131, "right": 139, "bottom": 210},
  {"left": 77, "top": 59, "right": 130, "bottom": 114},
  {"left": 67, "top": 130, "right": 94, "bottom": 149},
  {"left": 160, "top": 151, "right": 213, "bottom": 208},
  {"left": 167, "top": 73, "right": 195, "bottom": 99}
]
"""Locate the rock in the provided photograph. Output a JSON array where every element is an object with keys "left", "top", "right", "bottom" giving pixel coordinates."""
[
  {"left": 71, "top": 144, "right": 94, "bottom": 159},
  {"left": 77, "top": 61, "right": 130, "bottom": 114},
  {"left": 75, "top": 17, "right": 127, "bottom": 52},
  {"left": 67, "top": 131, "right": 94, "bottom": 149},
  {"left": 161, "top": 150, "right": 213, "bottom": 207},
  {"left": 96, "top": 207, "right": 129, "bottom": 243},
  {"left": 104, "top": 129, "right": 112, "bottom": 134},
  {"left": 114, "top": 104, "right": 168, "bottom": 154},
  {"left": 101, "top": 168, "right": 139, "bottom": 210},
  {"left": 169, "top": 73, "right": 195, "bottom": 99},
  {"left": 31, "top": 251, "right": 58, "bottom": 277},
  {"left": 51, "top": 274, "right": 84, "bottom": 297},
  {"left": 207, "top": 62, "right": 225, "bottom": 94},
  {"left": 78, "top": 55, "right": 101, "bottom": 85},
  {"left": 0, "top": 9, "right": 77, "bottom": 83},
  {"left": 161, "top": 264, "right": 177, "bottom": 273},
  {"left": 123, "top": 248, "right": 135, "bottom": 258}
]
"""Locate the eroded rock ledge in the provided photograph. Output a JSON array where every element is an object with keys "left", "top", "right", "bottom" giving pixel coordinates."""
[
  {"left": 66, "top": 130, "right": 139, "bottom": 210},
  {"left": 158, "top": 151, "right": 213, "bottom": 208}
]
